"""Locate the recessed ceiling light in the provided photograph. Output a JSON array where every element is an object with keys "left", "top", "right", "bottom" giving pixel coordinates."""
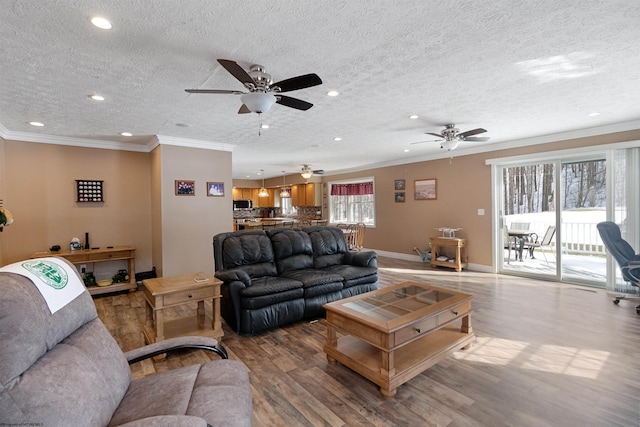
[
  {"left": 29, "top": 121, "right": 44, "bottom": 127},
  {"left": 334, "top": 137, "right": 342, "bottom": 141},
  {"left": 91, "top": 16, "right": 112, "bottom": 30},
  {"left": 120, "top": 132, "right": 133, "bottom": 136},
  {"left": 409, "top": 115, "right": 419, "bottom": 119},
  {"left": 588, "top": 112, "right": 601, "bottom": 117},
  {"left": 90, "top": 94, "right": 105, "bottom": 101},
  {"left": 404, "top": 149, "right": 410, "bottom": 152},
  {"left": 261, "top": 124, "right": 269, "bottom": 129},
  {"left": 327, "top": 90, "right": 340, "bottom": 97}
]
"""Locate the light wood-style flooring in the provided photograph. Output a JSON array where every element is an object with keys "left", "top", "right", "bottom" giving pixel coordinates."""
[{"left": 95, "top": 257, "right": 640, "bottom": 426}]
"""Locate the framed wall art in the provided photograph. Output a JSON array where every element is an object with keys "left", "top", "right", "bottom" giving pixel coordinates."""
[
  {"left": 414, "top": 178, "right": 437, "bottom": 200},
  {"left": 394, "top": 179, "right": 405, "bottom": 191},
  {"left": 395, "top": 192, "right": 405, "bottom": 203},
  {"left": 207, "top": 182, "right": 225, "bottom": 197},
  {"left": 175, "top": 180, "right": 195, "bottom": 196}
]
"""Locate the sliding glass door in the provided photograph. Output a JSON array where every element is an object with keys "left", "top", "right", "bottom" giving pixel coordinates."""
[{"left": 496, "top": 146, "right": 639, "bottom": 289}]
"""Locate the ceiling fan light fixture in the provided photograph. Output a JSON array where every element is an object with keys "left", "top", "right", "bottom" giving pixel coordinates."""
[
  {"left": 240, "top": 92, "right": 276, "bottom": 113},
  {"left": 441, "top": 139, "right": 461, "bottom": 151},
  {"left": 300, "top": 165, "right": 313, "bottom": 179}
]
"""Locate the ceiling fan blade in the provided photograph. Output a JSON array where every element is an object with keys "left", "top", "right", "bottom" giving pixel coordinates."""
[
  {"left": 462, "top": 136, "right": 490, "bottom": 142},
  {"left": 458, "top": 128, "right": 487, "bottom": 138},
  {"left": 276, "top": 95, "right": 313, "bottom": 110},
  {"left": 272, "top": 73, "right": 322, "bottom": 92},
  {"left": 185, "top": 89, "right": 245, "bottom": 94},
  {"left": 238, "top": 104, "right": 251, "bottom": 114},
  {"left": 425, "top": 132, "right": 444, "bottom": 138},
  {"left": 217, "top": 59, "right": 254, "bottom": 85}
]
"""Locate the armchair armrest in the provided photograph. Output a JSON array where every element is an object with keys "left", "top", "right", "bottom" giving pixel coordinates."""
[
  {"left": 124, "top": 335, "right": 227, "bottom": 365},
  {"left": 622, "top": 261, "right": 640, "bottom": 282},
  {"left": 116, "top": 415, "right": 208, "bottom": 427},
  {"left": 215, "top": 268, "right": 252, "bottom": 287},
  {"left": 343, "top": 250, "right": 377, "bottom": 267}
]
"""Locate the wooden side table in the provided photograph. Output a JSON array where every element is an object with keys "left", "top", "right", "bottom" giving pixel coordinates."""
[
  {"left": 429, "top": 237, "right": 468, "bottom": 272},
  {"left": 142, "top": 272, "right": 223, "bottom": 344}
]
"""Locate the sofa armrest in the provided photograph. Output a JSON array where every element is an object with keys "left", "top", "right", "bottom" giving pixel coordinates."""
[
  {"left": 215, "top": 268, "right": 252, "bottom": 287},
  {"left": 124, "top": 336, "right": 227, "bottom": 364},
  {"left": 343, "top": 250, "right": 377, "bottom": 267}
]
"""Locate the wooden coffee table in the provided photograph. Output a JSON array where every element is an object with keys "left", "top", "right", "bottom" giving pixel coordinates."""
[
  {"left": 323, "top": 281, "right": 474, "bottom": 397},
  {"left": 142, "top": 272, "right": 223, "bottom": 344}
]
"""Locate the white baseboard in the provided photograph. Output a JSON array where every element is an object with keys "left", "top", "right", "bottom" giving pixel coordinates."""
[{"left": 371, "top": 249, "right": 494, "bottom": 273}]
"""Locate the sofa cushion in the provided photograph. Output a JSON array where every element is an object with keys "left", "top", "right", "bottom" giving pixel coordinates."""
[
  {"left": 269, "top": 229, "right": 315, "bottom": 273},
  {"left": 239, "top": 276, "right": 304, "bottom": 309},
  {"left": 217, "top": 231, "right": 277, "bottom": 278},
  {"left": 280, "top": 269, "right": 344, "bottom": 295},
  {"left": 307, "top": 226, "right": 349, "bottom": 268},
  {"left": 323, "top": 264, "right": 378, "bottom": 288}
]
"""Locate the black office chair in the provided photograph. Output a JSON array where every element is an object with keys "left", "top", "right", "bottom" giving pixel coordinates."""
[{"left": 596, "top": 221, "right": 640, "bottom": 315}]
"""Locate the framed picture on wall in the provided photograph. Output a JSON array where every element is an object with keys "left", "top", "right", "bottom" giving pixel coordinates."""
[
  {"left": 207, "top": 182, "right": 225, "bottom": 197},
  {"left": 395, "top": 192, "right": 405, "bottom": 203},
  {"left": 414, "top": 178, "right": 437, "bottom": 200},
  {"left": 175, "top": 180, "right": 195, "bottom": 196},
  {"left": 394, "top": 179, "right": 405, "bottom": 191}
]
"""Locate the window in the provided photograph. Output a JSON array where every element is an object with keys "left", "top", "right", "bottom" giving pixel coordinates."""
[{"left": 328, "top": 178, "right": 375, "bottom": 226}]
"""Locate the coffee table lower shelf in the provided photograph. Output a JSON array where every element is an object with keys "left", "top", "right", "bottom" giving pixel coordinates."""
[{"left": 324, "top": 325, "right": 474, "bottom": 396}]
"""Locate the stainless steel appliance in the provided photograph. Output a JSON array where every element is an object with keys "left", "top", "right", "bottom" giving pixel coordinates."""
[{"left": 233, "top": 200, "right": 253, "bottom": 210}]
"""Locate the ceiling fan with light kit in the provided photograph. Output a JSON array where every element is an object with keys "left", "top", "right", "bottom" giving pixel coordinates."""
[
  {"left": 185, "top": 59, "right": 322, "bottom": 115},
  {"left": 411, "top": 124, "right": 490, "bottom": 152},
  {"left": 300, "top": 165, "right": 324, "bottom": 180}
]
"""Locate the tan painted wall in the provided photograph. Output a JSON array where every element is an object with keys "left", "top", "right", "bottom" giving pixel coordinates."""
[
  {"left": 0, "top": 140, "right": 153, "bottom": 278},
  {"left": 325, "top": 129, "right": 640, "bottom": 267},
  {"left": 156, "top": 144, "right": 232, "bottom": 276}
]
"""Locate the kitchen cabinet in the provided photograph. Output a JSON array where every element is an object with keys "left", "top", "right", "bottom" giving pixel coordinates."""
[
  {"left": 251, "top": 188, "right": 274, "bottom": 207},
  {"left": 232, "top": 188, "right": 253, "bottom": 200},
  {"left": 291, "top": 183, "right": 317, "bottom": 206}
]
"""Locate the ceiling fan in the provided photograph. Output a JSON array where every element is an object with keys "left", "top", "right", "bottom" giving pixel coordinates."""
[
  {"left": 185, "top": 59, "right": 322, "bottom": 114},
  {"left": 300, "top": 165, "right": 324, "bottom": 179},
  {"left": 411, "top": 124, "right": 490, "bottom": 151}
]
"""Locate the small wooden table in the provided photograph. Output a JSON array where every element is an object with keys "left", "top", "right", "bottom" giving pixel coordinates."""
[
  {"left": 430, "top": 237, "right": 468, "bottom": 272},
  {"left": 324, "top": 281, "right": 474, "bottom": 397},
  {"left": 142, "top": 273, "right": 223, "bottom": 344}
]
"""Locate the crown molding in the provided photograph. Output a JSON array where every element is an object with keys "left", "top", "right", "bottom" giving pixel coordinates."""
[
  {"left": 0, "top": 123, "right": 235, "bottom": 153},
  {"left": 153, "top": 135, "right": 235, "bottom": 152}
]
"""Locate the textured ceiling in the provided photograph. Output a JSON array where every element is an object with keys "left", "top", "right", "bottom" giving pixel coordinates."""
[{"left": 1, "top": 0, "right": 640, "bottom": 179}]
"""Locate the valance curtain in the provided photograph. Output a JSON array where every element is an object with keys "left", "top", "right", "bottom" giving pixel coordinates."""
[{"left": 330, "top": 182, "right": 373, "bottom": 196}]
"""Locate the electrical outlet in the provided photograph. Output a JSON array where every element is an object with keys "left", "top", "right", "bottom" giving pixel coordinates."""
[{"left": 80, "top": 264, "right": 86, "bottom": 273}]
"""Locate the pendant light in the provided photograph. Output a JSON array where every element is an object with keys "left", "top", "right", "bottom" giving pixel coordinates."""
[
  {"left": 279, "top": 171, "right": 291, "bottom": 198},
  {"left": 258, "top": 170, "right": 269, "bottom": 197}
]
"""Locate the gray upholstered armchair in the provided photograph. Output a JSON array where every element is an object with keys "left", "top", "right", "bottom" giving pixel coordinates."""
[{"left": 0, "top": 258, "right": 252, "bottom": 426}]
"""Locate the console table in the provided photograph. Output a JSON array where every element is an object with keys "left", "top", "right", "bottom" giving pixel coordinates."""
[
  {"left": 31, "top": 245, "right": 136, "bottom": 296},
  {"left": 429, "top": 237, "right": 468, "bottom": 272}
]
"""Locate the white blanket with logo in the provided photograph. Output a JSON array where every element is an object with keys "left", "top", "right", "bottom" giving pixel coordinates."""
[{"left": 0, "top": 257, "right": 86, "bottom": 314}]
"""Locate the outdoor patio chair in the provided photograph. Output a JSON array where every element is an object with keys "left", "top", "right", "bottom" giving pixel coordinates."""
[
  {"left": 526, "top": 226, "right": 556, "bottom": 263},
  {"left": 597, "top": 221, "right": 640, "bottom": 315}
]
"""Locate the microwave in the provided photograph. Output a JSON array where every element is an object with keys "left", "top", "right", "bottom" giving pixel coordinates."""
[{"left": 233, "top": 200, "right": 253, "bottom": 210}]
